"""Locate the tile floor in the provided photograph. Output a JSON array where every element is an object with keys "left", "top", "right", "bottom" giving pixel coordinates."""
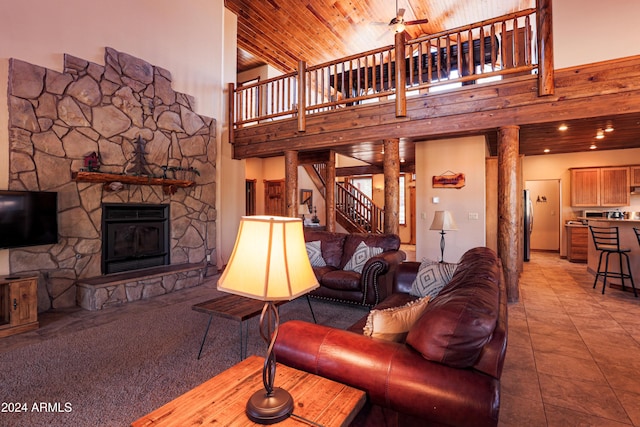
[
  {"left": 499, "top": 252, "right": 640, "bottom": 426},
  {"left": 3, "top": 250, "right": 639, "bottom": 426}
]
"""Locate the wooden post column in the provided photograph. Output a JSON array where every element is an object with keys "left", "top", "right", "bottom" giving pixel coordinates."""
[
  {"left": 394, "top": 32, "right": 407, "bottom": 118},
  {"left": 325, "top": 151, "right": 337, "bottom": 232},
  {"left": 497, "top": 126, "right": 520, "bottom": 302},
  {"left": 537, "top": 0, "right": 554, "bottom": 96},
  {"left": 284, "top": 150, "right": 298, "bottom": 218},
  {"left": 383, "top": 139, "right": 400, "bottom": 235}
]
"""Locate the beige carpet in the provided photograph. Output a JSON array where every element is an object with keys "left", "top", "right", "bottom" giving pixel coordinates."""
[{"left": 0, "top": 282, "right": 367, "bottom": 427}]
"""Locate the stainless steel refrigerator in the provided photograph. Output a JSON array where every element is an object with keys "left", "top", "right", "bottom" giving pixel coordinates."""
[{"left": 523, "top": 189, "right": 534, "bottom": 262}]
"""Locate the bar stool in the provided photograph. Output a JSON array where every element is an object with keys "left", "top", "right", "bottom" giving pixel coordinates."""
[
  {"left": 635, "top": 227, "right": 640, "bottom": 246},
  {"left": 589, "top": 226, "right": 637, "bottom": 297}
]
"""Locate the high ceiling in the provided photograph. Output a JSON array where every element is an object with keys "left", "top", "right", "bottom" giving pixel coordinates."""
[
  {"left": 228, "top": 0, "right": 534, "bottom": 73},
  {"left": 226, "top": 0, "right": 640, "bottom": 165}
]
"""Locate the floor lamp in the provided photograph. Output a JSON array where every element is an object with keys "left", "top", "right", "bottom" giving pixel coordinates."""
[
  {"left": 217, "top": 215, "right": 319, "bottom": 424},
  {"left": 430, "top": 210, "right": 458, "bottom": 263}
]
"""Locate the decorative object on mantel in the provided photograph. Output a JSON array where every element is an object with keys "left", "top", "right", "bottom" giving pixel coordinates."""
[
  {"left": 127, "top": 136, "right": 152, "bottom": 176},
  {"left": 432, "top": 171, "right": 466, "bottom": 189},
  {"left": 312, "top": 206, "right": 320, "bottom": 223},
  {"left": 83, "top": 152, "right": 100, "bottom": 172},
  {"left": 161, "top": 165, "right": 201, "bottom": 181},
  {"left": 430, "top": 210, "right": 458, "bottom": 262}
]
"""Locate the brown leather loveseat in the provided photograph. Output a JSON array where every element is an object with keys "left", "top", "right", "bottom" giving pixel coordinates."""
[
  {"left": 275, "top": 247, "right": 508, "bottom": 427},
  {"left": 304, "top": 230, "right": 406, "bottom": 307}
]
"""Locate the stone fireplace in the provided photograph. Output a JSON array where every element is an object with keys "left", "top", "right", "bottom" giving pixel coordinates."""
[{"left": 6, "top": 48, "right": 217, "bottom": 311}]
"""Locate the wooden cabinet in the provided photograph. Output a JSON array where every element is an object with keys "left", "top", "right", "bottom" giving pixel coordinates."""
[
  {"left": 631, "top": 166, "right": 640, "bottom": 186},
  {"left": 0, "top": 275, "right": 39, "bottom": 338},
  {"left": 600, "top": 167, "right": 630, "bottom": 206},
  {"left": 571, "top": 168, "right": 600, "bottom": 206},
  {"left": 570, "top": 167, "right": 629, "bottom": 207},
  {"left": 566, "top": 225, "right": 588, "bottom": 263}
]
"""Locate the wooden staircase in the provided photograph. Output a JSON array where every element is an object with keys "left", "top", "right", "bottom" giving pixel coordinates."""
[{"left": 303, "top": 164, "right": 384, "bottom": 234}]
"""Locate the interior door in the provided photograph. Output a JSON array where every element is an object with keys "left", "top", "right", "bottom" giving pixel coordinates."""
[
  {"left": 264, "top": 179, "right": 285, "bottom": 216},
  {"left": 525, "top": 179, "right": 560, "bottom": 251}
]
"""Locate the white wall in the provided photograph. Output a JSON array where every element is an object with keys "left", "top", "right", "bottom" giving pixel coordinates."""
[
  {"left": 554, "top": 0, "right": 640, "bottom": 69},
  {"left": 0, "top": 0, "right": 233, "bottom": 274},
  {"left": 415, "top": 136, "right": 487, "bottom": 263}
]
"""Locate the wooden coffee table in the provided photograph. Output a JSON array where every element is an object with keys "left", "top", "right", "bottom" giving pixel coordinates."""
[
  {"left": 131, "top": 355, "right": 366, "bottom": 427},
  {"left": 192, "top": 293, "right": 316, "bottom": 360}
]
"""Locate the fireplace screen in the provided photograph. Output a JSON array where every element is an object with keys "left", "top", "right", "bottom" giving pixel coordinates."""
[{"left": 102, "top": 204, "right": 170, "bottom": 274}]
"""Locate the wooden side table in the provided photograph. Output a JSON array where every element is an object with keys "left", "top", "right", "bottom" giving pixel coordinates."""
[
  {"left": 192, "top": 293, "right": 316, "bottom": 360},
  {"left": 131, "top": 355, "right": 366, "bottom": 427}
]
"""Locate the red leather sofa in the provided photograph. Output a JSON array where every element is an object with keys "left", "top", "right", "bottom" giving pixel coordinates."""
[
  {"left": 304, "top": 230, "right": 406, "bottom": 307},
  {"left": 274, "top": 247, "right": 508, "bottom": 427}
]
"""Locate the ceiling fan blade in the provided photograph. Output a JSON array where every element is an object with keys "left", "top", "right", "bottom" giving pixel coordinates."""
[
  {"left": 405, "top": 18, "right": 429, "bottom": 26},
  {"left": 397, "top": 8, "right": 406, "bottom": 19}
]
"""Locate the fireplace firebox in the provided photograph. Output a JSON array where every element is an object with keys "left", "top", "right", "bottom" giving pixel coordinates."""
[{"left": 102, "top": 203, "right": 170, "bottom": 274}]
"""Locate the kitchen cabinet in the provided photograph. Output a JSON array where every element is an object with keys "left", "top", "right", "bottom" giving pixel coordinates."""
[
  {"left": 631, "top": 166, "right": 640, "bottom": 186},
  {"left": 0, "top": 275, "right": 39, "bottom": 338},
  {"left": 570, "top": 167, "right": 629, "bottom": 207},
  {"left": 565, "top": 225, "right": 587, "bottom": 263},
  {"left": 570, "top": 168, "right": 600, "bottom": 206},
  {"left": 600, "top": 167, "right": 630, "bottom": 206}
]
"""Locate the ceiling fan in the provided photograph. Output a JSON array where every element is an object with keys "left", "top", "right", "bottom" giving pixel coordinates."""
[{"left": 387, "top": 0, "right": 429, "bottom": 33}]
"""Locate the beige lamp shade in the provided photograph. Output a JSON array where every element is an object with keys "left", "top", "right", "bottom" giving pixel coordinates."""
[
  {"left": 217, "top": 216, "right": 319, "bottom": 301},
  {"left": 298, "top": 204, "right": 309, "bottom": 215},
  {"left": 429, "top": 210, "right": 458, "bottom": 231}
]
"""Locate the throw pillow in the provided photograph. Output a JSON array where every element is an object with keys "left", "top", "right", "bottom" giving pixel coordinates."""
[
  {"left": 409, "top": 259, "right": 458, "bottom": 299},
  {"left": 305, "top": 240, "right": 326, "bottom": 267},
  {"left": 343, "top": 241, "right": 383, "bottom": 273},
  {"left": 363, "top": 296, "right": 430, "bottom": 342}
]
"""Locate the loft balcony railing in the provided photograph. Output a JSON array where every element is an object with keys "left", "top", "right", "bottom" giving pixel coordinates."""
[{"left": 230, "top": 7, "right": 550, "bottom": 133}]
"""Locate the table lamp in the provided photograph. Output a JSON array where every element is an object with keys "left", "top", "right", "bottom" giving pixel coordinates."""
[
  {"left": 298, "top": 204, "right": 308, "bottom": 222},
  {"left": 217, "top": 215, "right": 319, "bottom": 424},
  {"left": 430, "top": 210, "right": 458, "bottom": 262}
]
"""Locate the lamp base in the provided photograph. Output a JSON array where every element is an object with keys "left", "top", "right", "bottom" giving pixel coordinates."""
[{"left": 246, "top": 387, "right": 294, "bottom": 425}]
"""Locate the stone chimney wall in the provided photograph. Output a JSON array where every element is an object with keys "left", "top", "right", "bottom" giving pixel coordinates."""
[{"left": 7, "top": 47, "right": 216, "bottom": 311}]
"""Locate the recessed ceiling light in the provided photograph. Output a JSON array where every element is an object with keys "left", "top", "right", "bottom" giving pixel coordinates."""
[
  {"left": 590, "top": 144, "right": 597, "bottom": 149},
  {"left": 558, "top": 124, "right": 568, "bottom": 131},
  {"left": 595, "top": 129, "right": 605, "bottom": 139},
  {"left": 543, "top": 148, "right": 550, "bottom": 153},
  {"left": 605, "top": 124, "right": 614, "bottom": 132}
]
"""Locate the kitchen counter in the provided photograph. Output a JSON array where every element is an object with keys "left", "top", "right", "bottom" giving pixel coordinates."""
[
  {"left": 578, "top": 217, "right": 640, "bottom": 223},
  {"left": 586, "top": 220, "right": 640, "bottom": 293}
]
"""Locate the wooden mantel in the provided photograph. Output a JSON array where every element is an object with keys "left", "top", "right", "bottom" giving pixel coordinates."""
[{"left": 72, "top": 171, "right": 195, "bottom": 195}]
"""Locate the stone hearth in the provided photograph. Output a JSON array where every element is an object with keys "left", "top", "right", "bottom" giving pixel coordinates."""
[{"left": 7, "top": 48, "right": 217, "bottom": 311}]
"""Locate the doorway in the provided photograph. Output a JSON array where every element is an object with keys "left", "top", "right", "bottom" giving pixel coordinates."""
[
  {"left": 264, "top": 179, "right": 285, "bottom": 216},
  {"left": 525, "top": 179, "right": 560, "bottom": 251}
]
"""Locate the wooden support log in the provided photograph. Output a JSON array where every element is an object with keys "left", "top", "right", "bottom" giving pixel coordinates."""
[
  {"left": 298, "top": 60, "right": 306, "bottom": 132},
  {"left": 284, "top": 150, "right": 298, "bottom": 218},
  {"left": 326, "top": 151, "right": 336, "bottom": 232},
  {"left": 383, "top": 139, "right": 400, "bottom": 234},
  {"left": 395, "top": 32, "right": 407, "bottom": 118},
  {"left": 537, "top": 0, "right": 554, "bottom": 96},
  {"left": 497, "top": 126, "right": 520, "bottom": 302}
]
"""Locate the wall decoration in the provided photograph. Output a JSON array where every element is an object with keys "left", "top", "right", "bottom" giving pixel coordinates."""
[
  {"left": 300, "top": 189, "right": 313, "bottom": 212},
  {"left": 432, "top": 171, "right": 466, "bottom": 189}
]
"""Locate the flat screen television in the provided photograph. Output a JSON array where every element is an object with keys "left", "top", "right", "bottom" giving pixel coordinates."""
[{"left": 0, "top": 190, "right": 58, "bottom": 249}]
